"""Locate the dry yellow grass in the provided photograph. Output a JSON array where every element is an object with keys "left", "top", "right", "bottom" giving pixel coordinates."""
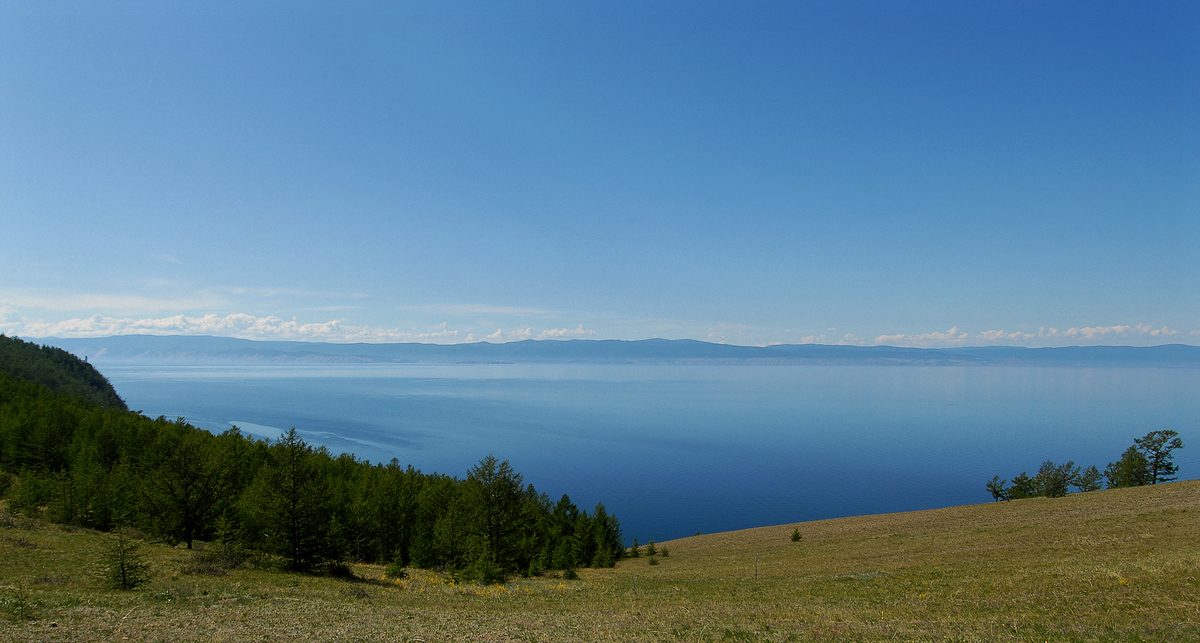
[{"left": 2, "top": 480, "right": 1198, "bottom": 642}]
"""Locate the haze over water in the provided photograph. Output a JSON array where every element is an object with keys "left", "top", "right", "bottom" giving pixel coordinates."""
[{"left": 101, "top": 362, "right": 1200, "bottom": 543}]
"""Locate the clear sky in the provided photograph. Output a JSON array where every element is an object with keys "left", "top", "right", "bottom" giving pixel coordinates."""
[{"left": 1, "top": 1, "right": 1197, "bottom": 347}]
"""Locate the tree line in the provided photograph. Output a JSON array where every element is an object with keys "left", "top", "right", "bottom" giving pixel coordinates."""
[
  {"left": 0, "top": 363, "right": 624, "bottom": 580},
  {"left": 986, "top": 430, "right": 1185, "bottom": 501}
]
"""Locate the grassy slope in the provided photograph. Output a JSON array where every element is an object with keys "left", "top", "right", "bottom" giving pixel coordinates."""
[{"left": 1, "top": 481, "right": 1197, "bottom": 642}]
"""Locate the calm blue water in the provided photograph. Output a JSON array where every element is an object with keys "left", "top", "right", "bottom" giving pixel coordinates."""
[{"left": 100, "top": 363, "right": 1200, "bottom": 543}]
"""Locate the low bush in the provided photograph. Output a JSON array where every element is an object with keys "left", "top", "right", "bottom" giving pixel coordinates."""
[
  {"left": 182, "top": 542, "right": 248, "bottom": 576},
  {"left": 384, "top": 557, "right": 409, "bottom": 580},
  {"left": 1, "top": 586, "right": 36, "bottom": 622}
]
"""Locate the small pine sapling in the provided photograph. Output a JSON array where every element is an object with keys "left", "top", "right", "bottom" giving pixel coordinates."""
[
  {"left": 95, "top": 529, "right": 152, "bottom": 590},
  {"left": 383, "top": 555, "right": 409, "bottom": 581},
  {"left": 629, "top": 539, "right": 640, "bottom": 558},
  {"left": 645, "top": 539, "right": 657, "bottom": 556},
  {"left": 790, "top": 528, "right": 802, "bottom": 543}
]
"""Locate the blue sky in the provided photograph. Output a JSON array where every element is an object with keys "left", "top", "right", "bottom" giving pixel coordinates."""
[{"left": 1, "top": 1, "right": 1197, "bottom": 347}]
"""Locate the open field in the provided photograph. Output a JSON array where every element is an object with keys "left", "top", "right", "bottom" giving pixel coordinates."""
[{"left": 2, "top": 480, "right": 1198, "bottom": 642}]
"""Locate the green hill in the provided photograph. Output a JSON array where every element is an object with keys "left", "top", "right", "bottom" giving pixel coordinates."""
[
  {"left": 1, "top": 480, "right": 1196, "bottom": 641},
  {"left": 0, "top": 334, "right": 126, "bottom": 411}
]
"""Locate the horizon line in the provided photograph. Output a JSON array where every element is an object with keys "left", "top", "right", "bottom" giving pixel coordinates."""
[{"left": 20, "top": 333, "right": 1200, "bottom": 352}]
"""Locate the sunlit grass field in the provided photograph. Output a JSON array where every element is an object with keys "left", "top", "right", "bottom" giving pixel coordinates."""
[{"left": 2, "top": 480, "right": 1197, "bottom": 642}]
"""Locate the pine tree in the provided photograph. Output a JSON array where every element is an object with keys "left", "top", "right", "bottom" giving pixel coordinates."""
[
  {"left": 467, "top": 455, "right": 524, "bottom": 571},
  {"left": 1007, "top": 472, "right": 1037, "bottom": 499},
  {"left": 1105, "top": 446, "right": 1151, "bottom": 488},
  {"left": 245, "top": 429, "right": 336, "bottom": 572},
  {"left": 1074, "top": 465, "right": 1103, "bottom": 492},
  {"left": 985, "top": 476, "right": 1008, "bottom": 501},
  {"left": 1134, "top": 430, "right": 1184, "bottom": 484},
  {"left": 143, "top": 419, "right": 225, "bottom": 549}
]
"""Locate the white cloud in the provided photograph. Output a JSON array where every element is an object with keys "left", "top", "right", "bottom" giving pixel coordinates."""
[
  {"left": 471, "top": 326, "right": 596, "bottom": 343},
  {"left": 874, "top": 327, "right": 971, "bottom": 347},
  {"left": 537, "top": 324, "right": 596, "bottom": 340},
  {"left": 977, "top": 329, "right": 1037, "bottom": 342},
  {"left": 874, "top": 324, "right": 1187, "bottom": 348},
  {"left": 479, "top": 327, "right": 536, "bottom": 343},
  {"left": 1036, "top": 324, "right": 1180, "bottom": 340},
  {"left": 0, "top": 313, "right": 467, "bottom": 344},
  {"left": 152, "top": 253, "right": 182, "bottom": 264}
]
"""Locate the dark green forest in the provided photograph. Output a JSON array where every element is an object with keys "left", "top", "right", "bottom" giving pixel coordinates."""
[
  {"left": 0, "top": 334, "right": 126, "bottom": 410},
  {"left": 0, "top": 334, "right": 623, "bottom": 580}
]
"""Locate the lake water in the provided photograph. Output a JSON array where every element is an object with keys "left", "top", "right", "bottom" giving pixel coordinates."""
[{"left": 100, "top": 363, "right": 1200, "bottom": 543}]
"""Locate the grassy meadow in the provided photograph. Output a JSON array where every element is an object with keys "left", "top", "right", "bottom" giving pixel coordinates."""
[{"left": 1, "top": 480, "right": 1197, "bottom": 642}]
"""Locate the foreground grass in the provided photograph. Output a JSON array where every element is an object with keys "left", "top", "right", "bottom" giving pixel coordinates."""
[{"left": 2, "top": 481, "right": 1198, "bottom": 642}]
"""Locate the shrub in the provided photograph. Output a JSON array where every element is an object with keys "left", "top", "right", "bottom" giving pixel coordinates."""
[
  {"left": 182, "top": 550, "right": 226, "bottom": 576},
  {"left": 0, "top": 472, "right": 15, "bottom": 499},
  {"left": 562, "top": 567, "right": 579, "bottom": 580},
  {"left": 790, "top": 528, "right": 802, "bottom": 542},
  {"left": 648, "top": 556, "right": 659, "bottom": 566},
  {"left": 340, "top": 585, "right": 371, "bottom": 599},
  {"left": 323, "top": 562, "right": 356, "bottom": 579},
  {"left": 464, "top": 557, "right": 506, "bottom": 585},
  {"left": 2, "top": 585, "right": 36, "bottom": 622},
  {"left": 182, "top": 541, "right": 249, "bottom": 576},
  {"left": 384, "top": 557, "right": 409, "bottom": 581},
  {"left": 660, "top": 546, "right": 669, "bottom": 558},
  {"left": 95, "top": 529, "right": 152, "bottom": 590}
]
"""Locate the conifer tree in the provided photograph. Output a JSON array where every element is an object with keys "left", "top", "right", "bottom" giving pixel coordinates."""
[
  {"left": 1134, "top": 430, "right": 1184, "bottom": 484},
  {"left": 1105, "top": 446, "right": 1152, "bottom": 488},
  {"left": 467, "top": 455, "right": 524, "bottom": 570},
  {"left": 143, "top": 419, "right": 225, "bottom": 549},
  {"left": 95, "top": 529, "right": 151, "bottom": 590},
  {"left": 245, "top": 429, "right": 336, "bottom": 571}
]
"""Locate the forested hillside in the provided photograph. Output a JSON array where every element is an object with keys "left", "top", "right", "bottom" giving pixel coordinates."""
[
  {"left": 0, "top": 343, "right": 622, "bottom": 580},
  {"left": 0, "top": 334, "right": 127, "bottom": 410}
]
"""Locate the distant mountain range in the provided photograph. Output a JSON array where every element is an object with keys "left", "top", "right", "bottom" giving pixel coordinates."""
[{"left": 26, "top": 335, "right": 1200, "bottom": 367}]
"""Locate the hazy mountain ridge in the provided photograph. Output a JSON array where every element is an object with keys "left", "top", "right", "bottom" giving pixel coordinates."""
[{"left": 30, "top": 335, "right": 1200, "bottom": 367}]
